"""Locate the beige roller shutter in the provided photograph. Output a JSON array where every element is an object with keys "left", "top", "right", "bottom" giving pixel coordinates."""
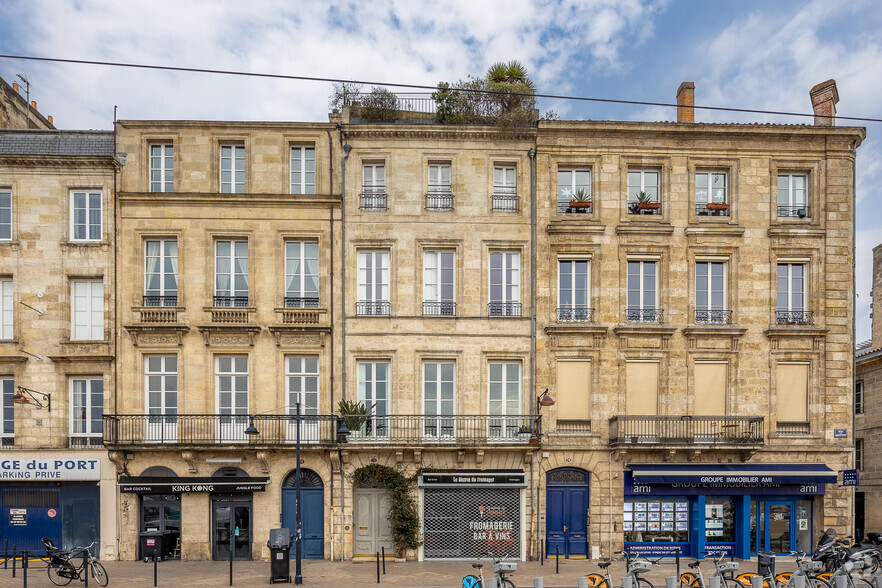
[
  {"left": 626, "top": 361, "right": 659, "bottom": 415},
  {"left": 776, "top": 363, "right": 808, "bottom": 422},
  {"left": 694, "top": 362, "right": 727, "bottom": 416},
  {"left": 556, "top": 361, "right": 591, "bottom": 421}
]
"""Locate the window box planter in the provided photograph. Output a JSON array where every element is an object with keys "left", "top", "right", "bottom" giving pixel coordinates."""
[
  {"left": 568, "top": 200, "right": 592, "bottom": 210},
  {"left": 705, "top": 202, "right": 729, "bottom": 212},
  {"left": 637, "top": 202, "right": 660, "bottom": 211}
]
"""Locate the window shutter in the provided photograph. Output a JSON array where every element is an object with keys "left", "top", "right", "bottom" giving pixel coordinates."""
[
  {"left": 694, "top": 362, "right": 727, "bottom": 415},
  {"left": 556, "top": 361, "right": 591, "bottom": 421},
  {"left": 776, "top": 363, "right": 808, "bottom": 422},
  {"left": 626, "top": 361, "right": 659, "bottom": 415}
]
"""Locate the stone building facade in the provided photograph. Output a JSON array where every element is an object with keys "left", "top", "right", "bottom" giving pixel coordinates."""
[
  {"left": 104, "top": 81, "right": 863, "bottom": 562},
  {"left": 0, "top": 76, "right": 55, "bottom": 130},
  {"left": 0, "top": 130, "right": 118, "bottom": 558}
]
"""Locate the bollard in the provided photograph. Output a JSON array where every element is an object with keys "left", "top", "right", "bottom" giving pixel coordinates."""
[
  {"left": 11, "top": 545, "right": 15, "bottom": 578},
  {"left": 623, "top": 576, "right": 634, "bottom": 588},
  {"left": 676, "top": 548, "right": 680, "bottom": 579},
  {"left": 579, "top": 576, "right": 590, "bottom": 588},
  {"left": 534, "top": 578, "right": 544, "bottom": 588},
  {"left": 376, "top": 551, "right": 380, "bottom": 584},
  {"left": 835, "top": 576, "right": 847, "bottom": 588},
  {"left": 3, "top": 539, "right": 6, "bottom": 569},
  {"left": 793, "top": 575, "right": 805, "bottom": 588},
  {"left": 229, "top": 531, "right": 234, "bottom": 587},
  {"left": 84, "top": 550, "right": 89, "bottom": 588},
  {"left": 751, "top": 575, "right": 764, "bottom": 588},
  {"left": 382, "top": 546, "right": 386, "bottom": 574},
  {"left": 154, "top": 548, "right": 158, "bottom": 587},
  {"left": 556, "top": 545, "right": 560, "bottom": 574},
  {"left": 666, "top": 577, "right": 678, "bottom": 588},
  {"left": 709, "top": 576, "right": 721, "bottom": 588},
  {"left": 22, "top": 550, "right": 27, "bottom": 588},
  {"left": 540, "top": 540, "right": 544, "bottom": 565}
]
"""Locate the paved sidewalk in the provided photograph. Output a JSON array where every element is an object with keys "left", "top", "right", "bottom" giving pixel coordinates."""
[{"left": 0, "top": 556, "right": 706, "bottom": 588}]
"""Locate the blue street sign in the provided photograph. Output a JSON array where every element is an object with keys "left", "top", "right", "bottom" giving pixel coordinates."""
[
  {"left": 842, "top": 469, "right": 859, "bottom": 486},
  {"left": 834, "top": 429, "right": 847, "bottom": 439}
]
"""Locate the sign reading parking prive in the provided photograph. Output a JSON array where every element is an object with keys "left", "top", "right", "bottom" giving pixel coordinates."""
[{"left": 0, "top": 458, "right": 101, "bottom": 480}]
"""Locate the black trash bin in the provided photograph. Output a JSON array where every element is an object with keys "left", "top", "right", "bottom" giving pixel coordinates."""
[
  {"left": 267, "top": 528, "right": 295, "bottom": 584},
  {"left": 758, "top": 552, "right": 775, "bottom": 577},
  {"left": 140, "top": 532, "right": 164, "bottom": 562}
]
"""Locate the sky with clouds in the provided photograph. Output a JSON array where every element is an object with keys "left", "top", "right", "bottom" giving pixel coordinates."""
[{"left": 1, "top": 0, "right": 879, "bottom": 341}]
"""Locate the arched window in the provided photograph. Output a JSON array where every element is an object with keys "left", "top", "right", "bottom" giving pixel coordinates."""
[
  {"left": 547, "top": 468, "right": 589, "bottom": 484},
  {"left": 212, "top": 467, "right": 249, "bottom": 478},
  {"left": 141, "top": 466, "right": 177, "bottom": 477},
  {"left": 283, "top": 469, "right": 323, "bottom": 488}
]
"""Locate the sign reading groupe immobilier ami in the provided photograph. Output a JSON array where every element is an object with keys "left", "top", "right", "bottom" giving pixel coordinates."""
[{"left": 0, "top": 458, "right": 101, "bottom": 481}]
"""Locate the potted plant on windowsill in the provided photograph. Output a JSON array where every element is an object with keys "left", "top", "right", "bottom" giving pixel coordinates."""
[
  {"left": 568, "top": 188, "right": 592, "bottom": 212},
  {"left": 517, "top": 425, "right": 533, "bottom": 441},
  {"left": 705, "top": 201, "right": 729, "bottom": 212},
  {"left": 635, "top": 191, "right": 660, "bottom": 212}
]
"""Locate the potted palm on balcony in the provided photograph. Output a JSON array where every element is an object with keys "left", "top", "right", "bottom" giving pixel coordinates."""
[
  {"left": 635, "top": 191, "right": 660, "bottom": 212},
  {"left": 337, "top": 399, "right": 374, "bottom": 439},
  {"left": 568, "top": 188, "right": 592, "bottom": 212}
]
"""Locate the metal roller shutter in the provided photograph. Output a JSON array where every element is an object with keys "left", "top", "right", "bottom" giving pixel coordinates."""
[{"left": 423, "top": 487, "right": 520, "bottom": 559}]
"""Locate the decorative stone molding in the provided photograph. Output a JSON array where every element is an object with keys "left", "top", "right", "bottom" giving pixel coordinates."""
[
  {"left": 108, "top": 450, "right": 131, "bottom": 474},
  {"left": 125, "top": 324, "right": 189, "bottom": 347},
  {"left": 764, "top": 327, "right": 828, "bottom": 351},
  {"left": 544, "top": 326, "right": 608, "bottom": 349},
  {"left": 267, "top": 326, "right": 329, "bottom": 348},
  {"left": 181, "top": 451, "right": 198, "bottom": 474},
  {"left": 256, "top": 451, "right": 270, "bottom": 474},
  {"left": 197, "top": 325, "right": 261, "bottom": 347},
  {"left": 613, "top": 326, "right": 676, "bottom": 350},
  {"left": 684, "top": 226, "right": 746, "bottom": 238},
  {"left": 682, "top": 326, "right": 747, "bottom": 352}
]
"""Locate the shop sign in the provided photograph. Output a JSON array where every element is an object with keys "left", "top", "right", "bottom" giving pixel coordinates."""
[
  {"left": 625, "top": 472, "right": 824, "bottom": 496},
  {"left": 0, "top": 458, "right": 100, "bottom": 481},
  {"left": 419, "top": 472, "right": 526, "bottom": 487},
  {"left": 841, "top": 470, "right": 859, "bottom": 486},
  {"left": 624, "top": 544, "right": 685, "bottom": 557},
  {"left": 703, "top": 544, "right": 734, "bottom": 557},
  {"left": 119, "top": 476, "right": 269, "bottom": 493},
  {"left": 9, "top": 509, "right": 26, "bottom": 526}
]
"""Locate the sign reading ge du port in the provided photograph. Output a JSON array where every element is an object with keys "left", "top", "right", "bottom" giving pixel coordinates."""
[{"left": 0, "top": 458, "right": 101, "bottom": 481}]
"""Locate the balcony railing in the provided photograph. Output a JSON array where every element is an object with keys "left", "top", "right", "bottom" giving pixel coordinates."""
[
  {"left": 357, "top": 301, "right": 391, "bottom": 316},
  {"left": 69, "top": 436, "right": 103, "bottom": 448},
  {"left": 695, "top": 203, "right": 730, "bottom": 216},
  {"left": 777, "top": 205, "right": 810, "bottom": 218},
  {"left": 775, "top": 421, "right": 810, "bottom": 436},
  {"left": 143, "top": 295, "right": 178, "bottom": 307},
  {"left": 285, "top": 297, "right": 319, "bottom": 309},
  {"left": 359, "top": 192, "right": 387, "bottom": 210},
  {"left": 626, "top": 307, "right": 663, "bottom": 324},
  {"left": 609, "top": 415, "right": 764, "bottom": 447},
  {"left": 104, "top": 414, "right": 537, "bottom": 447},
  {"left": 556, "top": 420, "right": 592, "bottom": 434},
  {"left": 214, "top": 296, "right": 249, "bottom": 308},
  {"left": 695, "top": 309, "right": 732, "bottom": 325},
  {"left": 776, "top": 310, "right": 814, "bottom": 325},
  {"left": 138, "top": 307, "right": 179, "bottom": 323},
  {"left": 557, "top": 306, "right": 594, "bottom": 323},
  {"left": 1, "top": 436, "right": 13, "bottom": 447},
  {"left": 491, "top": 193, "right": 519, "bottom": 212},
  {"left": 423, "top": 301, "right": 456, "bottom": 317},
  {"left": 426, "top": 192, "right": 454, "bottom": 211},
  {"left": 488, "top": 302, "right": 522, "bottom": 317}
]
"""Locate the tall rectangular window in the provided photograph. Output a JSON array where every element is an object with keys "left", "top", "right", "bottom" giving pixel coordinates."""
[
  {"left": 357, "top": 250, "right": 390, "bottom": 316},
  {"left": 489, "top": 252, "right": 520, "bottom": 316},
  {"left": 216, "top": 355, "right": 248, "bottom": 442},
  {"left": 215, "top": 240, "right": 248, "bottom": 306},
  {"left": 556, "top": 361, "right": 591, "bottom": 429},
  {"left": 776, "top": 363, "right": 808, "bottom": 426},
  {"left": 145, "top": 355, "right": 177, "bottom": 442},
  {"left": 856, "top": 438, "right": 864, "bottom": 470},
  {"left": 70, "top": 377, "right": 103, "bottom": 446},
  {"left": 285, "top": 241, "right": 319, "bottom": 308},
  {"left": 0, "top": 279, "right": 12, "bottom": 339},
  {"left": 777, "top": 263, "right": 809, "bottom": 324},
  {"left": 695, "top": 262, "right": 727, "bottom": 324},
  {"left": 286, "top": 356, "right": 319, "bottom": 414},
  {"left": 70, "top": 190, "right": 102, "bottom": 241},
  {"left": 627, "top": 170, "right": 660, "bottom": 214},
  {"left": 558, "top": 259, "right": 590, "bottom": 322},
  {"left": 358, "top": 361, "right": 389, "bottom": 437},
  {"left": 145, "top": 240, "right": 178, "bottom": 306},
  {"left": 626, "top": 361, "right": 659, "bottom": 416},
  {"left": 423, "top": 251, "right": 455, "bottom": 316},
  {"left": 489, "top": 362, "right": 521, "bottom": 439},
  {"left": 1, "top": 379, "right": 13, "bottom": 445},
  {"left": 855, "top": 381, "right": 864, "bottom": 415},
  {"left": 428, "top": 164, "right": 451, "bottom": 193},
  {"left": 695, "top": 172, "right": 728, "bottom": 215},
  {"left": 493, "top": 166, "right": 516, "bottom": 195},
  {"left": 290, "top": 146, "right": 316, "bottom": 194},
  {"left": 363, "top": 164, "right": 385, "bottom": 193},
  {"left": 423, "top": 362, "right": 455, "bottom": 438},
  {"left": 557, "top": 169, "right": 591, "bottom": 212},
  {"left": 149, "top": 144, "right": 174, "bottom": 193},
  {"left": 777, "top": 174, "right": 807, "bottom": 217},
  {"left": 71, "top": 280, "right": 104, "bottom": 340},
  {"left": 220, "top": 144, "right": 245, "bottom": 193},
  {"left": 627, "top": 260, "right": 659, "bottom": 323},
  {"left": 0, "top": 190, "right": 11, "bottom": 240}
]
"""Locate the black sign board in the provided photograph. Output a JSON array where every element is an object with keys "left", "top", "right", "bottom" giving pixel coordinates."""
[
  {"left": 9, "top": 509, "right": 26, "bottom": 526},
  {"left": 119, "top": 476, "right": 269, "bottom": 494},
  {"left": 419, "top": 471, "right": 526, "bottom": 487}
]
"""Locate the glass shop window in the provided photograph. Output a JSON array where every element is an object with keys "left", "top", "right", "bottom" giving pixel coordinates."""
[
  {"left": 705, "top": 499, "right": 735, "bottom": 542},
  {"left": 624, "top": 499, "right": 689, "bottom": 542}
]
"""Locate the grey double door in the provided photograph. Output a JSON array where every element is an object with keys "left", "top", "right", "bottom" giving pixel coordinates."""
[{"left": 354, "top": 488, "right": 394, "bottom": 556}]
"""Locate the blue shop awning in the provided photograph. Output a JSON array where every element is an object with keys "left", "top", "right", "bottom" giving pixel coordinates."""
[{"left": 629, "top": 463, "right": 837, "bottom": 485}]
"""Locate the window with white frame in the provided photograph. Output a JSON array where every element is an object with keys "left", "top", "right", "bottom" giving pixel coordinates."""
[
  {"left": 776, "top": 263, "right": 809, "bottom": 324},
  {"left": 558, "top": 259, "right": 590, "bottom": 322},
  {"left": 557, "top": 169, "right": 591, "bottom": 212},
  {"left": 291, "top": 146, "right": 316, "bottom": 194},
  {"left": 145, "top": 240, "right": 178, "bottom": 306},
  {"left": 145, "top": 355, "right": 177, "bottom": 442},
  {"left": 855, "top": 381, "right": 864, "bottom": 415},
  {"left": 285, "top": 241, "right": 319, "bottom": 308},
  {"left": 363, "top": 163, "right": 385, "bottom": 193},
  {"left": 220, "top": 144, "right": 245, "bottom": 193},
  {"left": 423, "top": 361, "right": 455, "bottom": 438},
  {"left": 357, "top": 361, "right": 389, "bottom": 437},
  {"left": 0, "top": 279, "right": 11, "bottom": 339},
  {"left": 493, "top": 166, "right": 516, "bottom": 195},
  {"left": 286, "top": 356, "right": 319, "bottom": 414},
  {"left": 695, "top": 261, "right": 728, "bottom": 324},
  {"left": 489, "top": 361, "right": 521, "bottom": 439},
  {"left": 695, "top": 172, "right": 728, "bottom": 215},
  {"left": 149, "top": 144, "right": 174, "bottom": 193},
  {"left": 215, "top": 240, "right": 248, "bottom": 306},
  {"left": 216, "top": 356, "right": 248, "bottom": 442},
  {"left": 428, "top": 164, "right": 451, "bottom": 193},
  {"left": 489, "top": 251, "right": 520, "bottom": 316},
  {"left": 1, "top": 379, "right": 13, "bottom": 445},
  {"left": 0, "top": 190, "right": 11, "bottom": 240},
  {"left": 627, "top": 260, "right": 659, "bottom": 322},
  {"left": 423, "top": 250, "right": 455, "bottom": 316},
  {"left": 70, "top": 377, "right": 103, "bottom": 446},
  {"left": 777, "top": 173, "right": 808, "bottom": 217},
  {"left": 70, "top": 190, "right": 102, "bottom": 241},
  {"left": 71, "top": 279, "right": 104, "bottom": 340},
  {"left": 627, "top": 170, "right": 660, "bottom": 212},
  {"left": 357, "top": 250, "right": 390, "bottom": 315}
]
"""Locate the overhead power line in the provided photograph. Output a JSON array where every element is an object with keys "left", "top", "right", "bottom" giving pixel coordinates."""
[{"left": 2, "top": 53, "right": 881, "bottom": 124}]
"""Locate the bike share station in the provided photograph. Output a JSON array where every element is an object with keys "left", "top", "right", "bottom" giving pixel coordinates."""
[{"left": 623, "top": 464, "right": 837, "bottom": 559}]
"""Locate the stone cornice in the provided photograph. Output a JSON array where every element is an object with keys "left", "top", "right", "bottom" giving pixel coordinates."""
[
  {"left": 546, "top": 223, "right": 606, "bottom": 236},
  {"left": 0, "top": 155, "right": 118, "bottom": 169},
  {"left": 118, "top": 192, "right": 341, "bottom": 207},
  {"left": 684, "top": 226, "right": 747, "bottom": 237},
  {"left": 682, "top": 326, "right": 748, "bottom": 337},
  {"left": 48, "top": 355, "right": 115, "bottom": 363},
  {"left": 767, "top": 227, "right": 827, "bottom": 238},
  {"left": 613, "top": 325, "right": 677, "bottom": 337},
  {"left": 615, "top": 224, "right": 675, "bottom": 236},
  {"left": 342, "top": 125, "right": 536, "bottom": 141},
  {"left": 544, "top": 325, "right": 608, "bottom": 336}
]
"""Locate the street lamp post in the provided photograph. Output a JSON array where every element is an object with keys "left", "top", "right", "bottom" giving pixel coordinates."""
[{"left": 294, "top": 401, "right": 302, "bottom": 585}]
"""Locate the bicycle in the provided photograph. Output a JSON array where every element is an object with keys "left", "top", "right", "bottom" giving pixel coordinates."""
[
  {"left": 679, "top": 551, "right": 744, "bottom": 588},
  {"left": 461, "top": 552, "right": 517, "bottom": 588},
  {"left": 585, "top": 550, "right": 658, "bottom": 588},
  {"left": 826, "top": 556, "right": 874, "bottom": 588},
  {"left": 45, "top": 539, "right": 109, "bottom": 587},
  {"left": 736, "top": 552, "right": 830, "bottom": 588}
]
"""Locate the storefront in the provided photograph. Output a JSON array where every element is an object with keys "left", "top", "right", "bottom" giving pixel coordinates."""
[
  {"left": 418, "top": 470, "right": 526, "bottom": 561},
  {"left": 624, "top": 464, "right": 836, "bottom": 559}
]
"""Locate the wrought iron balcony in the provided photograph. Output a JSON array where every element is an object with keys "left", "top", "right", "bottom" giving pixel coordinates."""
[
  {"left": 695, "top": 309, "right": 732, "bottom": 325},
  {"left": 557, "top": 306, "right": 594, "bottom": 323},
  {"left": 359, "top": 192, "right": 387, "bottom": 210},
  {"left": 342, "top": 414, "right": 538, "bottom": 446},
  {"left": 213, "top": 296, "right": 249, "bottom": 308},
  {"left": 143, "top": 295, "right": 178, "bottom": 307},
  {"left": 776, "top": 310, "right": 814, "bottom": 325},
  {"left": 69, "top": 436, "right": 103, "bottom": 448},
  {"left": 695, "top": 203, "right": 730, "bottom": 216},
  {"left": 423, "top": 301, "right": 456, "bottom": 317},
  {"left": 426, "top": 191, "right": 454, "bottom": 211},
  {"left": 609, "top": 415, "right": 764, "bottom": 447},
  {"left": 626, "top": 307, "right": 663, "bottom": 324},
  {"left": 775, "top": 421, "right": 810, "bottom": 436},
  {"left": 284, "top": 297, "right": 319, "bottom": 309},
  {"left": 357, "top": 301, "right": 391, "bottom": 316},
  {"left": 491, "top": 193, "right": 519, "bottom": 212},
  {"left": 777, "top": 205, "right": 810, "bottom": 218},
  {"left": 488, "top": 302, "right": 522, "bottom": 317}
]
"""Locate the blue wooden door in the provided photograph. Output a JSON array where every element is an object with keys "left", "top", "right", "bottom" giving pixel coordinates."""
[
  {"left": 546, "top": 485, "right": 589, "bottom": 558},
  {"left": 546, "top": 488, "right": 566, "bottom": 557},
  {"left": 566, "top": 487, "right": 588, "bottom": 557},
  {"left": 282, "top": 487, "right": 324, "bottom": 559}
]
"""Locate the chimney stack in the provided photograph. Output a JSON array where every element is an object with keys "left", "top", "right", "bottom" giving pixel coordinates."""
[
  {"left": 48, "top": 115, "right": 53, "bottom": 125},
  {"left": 677, "top": 82, "right": 695, "bottom": 123},
  {"left": 12, "top": 82, "right": 18, "bottom": 93},
  {"left": 30, "top": 101, "right": 36, "bottom": 110},
  {"left": 810, "top": 79, "right": 838, "bottom": 126}
]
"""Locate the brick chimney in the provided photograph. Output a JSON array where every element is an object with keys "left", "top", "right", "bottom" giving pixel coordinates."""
[
  {"left": 12, "top": 82, "right": 18, "bottom": 93},
  {"left": 872, "top": 244, "right": 882, "bottom": 349},
  {"left": 810, "top": 79, "right": 838, "bottom": 126},
  {"left": 677, "top": 82, "right": 695, "bottom": 123}
]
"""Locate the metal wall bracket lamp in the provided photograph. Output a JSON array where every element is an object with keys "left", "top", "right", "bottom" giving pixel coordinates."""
[{"left": 10, "top": 386, "right": 51, "bottom": 411}]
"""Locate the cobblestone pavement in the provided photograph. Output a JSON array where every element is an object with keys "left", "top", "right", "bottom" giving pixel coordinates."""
[{"left": 0, "top": 556, "right": 764, "bottom": 588}]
